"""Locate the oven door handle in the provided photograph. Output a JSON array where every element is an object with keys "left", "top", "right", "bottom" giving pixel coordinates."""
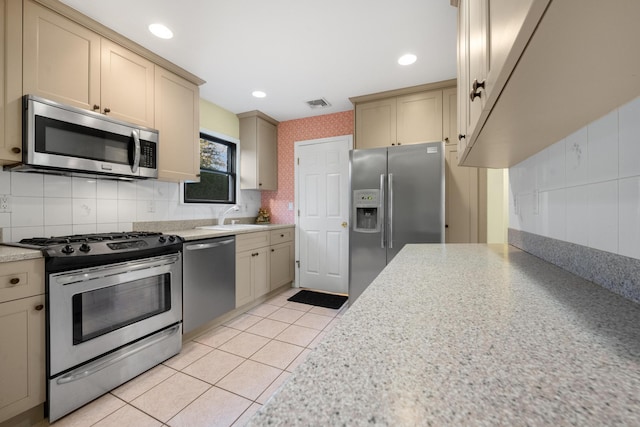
[{"left": 55, "top": 323, "right": 181, "bottom": 385}]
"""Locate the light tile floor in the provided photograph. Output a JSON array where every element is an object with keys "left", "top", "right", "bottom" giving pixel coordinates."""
[{"left": 45, "top": 287, "right": 347, "bottom": 427}]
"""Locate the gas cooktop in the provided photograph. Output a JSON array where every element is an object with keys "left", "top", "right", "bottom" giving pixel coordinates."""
[{"left": 4, "top": 231, "right": 184, "bottom": 271}]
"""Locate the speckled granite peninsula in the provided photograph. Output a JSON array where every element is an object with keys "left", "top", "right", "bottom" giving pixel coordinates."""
[{"left": 248, "top": 244, "right": 640, "bottom": 426}]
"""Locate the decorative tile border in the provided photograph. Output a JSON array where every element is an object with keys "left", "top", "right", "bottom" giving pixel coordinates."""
[{"left": 509, "top": 228, "right": 640, "bottom": 304}]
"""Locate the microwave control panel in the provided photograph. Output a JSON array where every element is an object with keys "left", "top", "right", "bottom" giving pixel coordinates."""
[{"left": 139, "top": 140, "right": 157, "bottom": 168}]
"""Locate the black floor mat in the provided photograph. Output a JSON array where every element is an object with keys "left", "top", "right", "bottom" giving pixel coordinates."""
[{"left": 287, "top": 290, "right": 348, "bottom": 310}]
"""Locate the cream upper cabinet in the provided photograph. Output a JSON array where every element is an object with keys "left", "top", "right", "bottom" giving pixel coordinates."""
[
  {"left": 239, "top": 111, "right": 278, "bottom": 191},
  {"left": 456, "top": 0, "right": 640, "bottom": 168},
  {"left": 442, "top": 87, "right": 458, "bottom": 146},
  {"left": 0, "top": 258, "right": 45, "bottom": 424},
  {"left": 354, "top": 98, "right": 396, "bottom": 148},
  {"left": 396, "top": 90, "right": 443, "bottom": 145},
  {"left": 100, "top": 39, "right": 154, "bottom": 127},
  {"left": 354, "top": 87, "right": 449, "bottom": 149},
  {"left": 154, "top": 67, "right": 200, "bottom": 182},
  {"left": 0, "top": 0, "right": 22, "bottom": 164},
  {"left": 23, "top": 0, "right": 100, "bottom": 112},
  {"left": 23, "top": 0, "right": 154, "bottom": 128}
]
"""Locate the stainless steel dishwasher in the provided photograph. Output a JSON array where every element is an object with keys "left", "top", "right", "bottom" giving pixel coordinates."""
[{"left": 183, "top": 236, "right": 235, "bottom": 334}]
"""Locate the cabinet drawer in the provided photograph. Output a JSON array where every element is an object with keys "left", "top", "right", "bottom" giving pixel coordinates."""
[
  {"left": 0, "top": 259, "right": 45, "bottom": 304},
  {"left": 270, "top": 228, "right": 293, "bottom": 245},
  {"left": 235, "top": 231, "right": 270, "bottom": 252}
]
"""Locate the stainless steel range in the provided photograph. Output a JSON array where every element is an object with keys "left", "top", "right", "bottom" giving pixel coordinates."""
[{"left": 7, "top": 232, "right": 184, "bottom": 422}]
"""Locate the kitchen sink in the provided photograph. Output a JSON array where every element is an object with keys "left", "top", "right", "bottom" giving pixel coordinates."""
[{"left": 196, "top": 224, "right": 270, "bottom": 231}]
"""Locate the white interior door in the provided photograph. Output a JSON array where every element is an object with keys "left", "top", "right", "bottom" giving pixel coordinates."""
[{"left": 295, "top": 135, "right": 352, "bottom": 294}]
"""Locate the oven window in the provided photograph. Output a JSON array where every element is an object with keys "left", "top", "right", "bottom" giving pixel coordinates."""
[{"left": 72, "top": 273, "right": 171, "bottom": 344}]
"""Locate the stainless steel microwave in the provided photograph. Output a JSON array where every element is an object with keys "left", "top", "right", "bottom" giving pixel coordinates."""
[{"left": 8, "top": 95, "right": 158, "bottom": 179}]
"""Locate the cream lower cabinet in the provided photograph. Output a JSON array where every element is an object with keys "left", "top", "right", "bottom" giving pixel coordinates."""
[
  {"left": 269, "top": 229, "right": 294, "bottom": 291},
  {"left": 236, "top": 228, "right": 295, "bottom": 307},
  {"left": 235, "top": 232, "right": 270, "bottom": 307},
  {"left": 0, "top": 258, "right": 45, "bottom": 424}
]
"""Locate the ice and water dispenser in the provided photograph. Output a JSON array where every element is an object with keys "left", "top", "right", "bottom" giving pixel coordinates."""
[{"left": 353, "top": 189, "right": 381, "bottom": 232}]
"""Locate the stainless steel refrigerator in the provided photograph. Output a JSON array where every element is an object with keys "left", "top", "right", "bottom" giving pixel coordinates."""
[{"left": 349, "top": 142, "right": 444, "bottom": 303}]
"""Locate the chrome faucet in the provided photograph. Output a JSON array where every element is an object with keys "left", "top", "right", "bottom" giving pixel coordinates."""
[{"left": 218, "top": 205, "right": 240, "bottom": 225}]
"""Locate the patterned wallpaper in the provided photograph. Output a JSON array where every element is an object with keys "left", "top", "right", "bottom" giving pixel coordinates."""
[{"left": 261, "top": 111, "right": 354, "bottom": 223}]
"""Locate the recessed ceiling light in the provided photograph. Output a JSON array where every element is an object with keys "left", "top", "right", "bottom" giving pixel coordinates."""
[
  {"left": 398, "top": 53, "right": 417, "bottom": 66},
  {"left": 252, "top": 91, "right": 267, "bottom": 98},
  {"left": 149, "top": 23, "right": 173, "bottom": 39}
]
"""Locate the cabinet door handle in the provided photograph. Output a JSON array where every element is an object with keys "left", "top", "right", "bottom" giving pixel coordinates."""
[
  {"left": 35, "top": 304, "right": 44, "bottom": 311},
  {"left": 11, "top": 147, "right": 21, "bottom": 154},
  {"left": 93, "top": 104, "right": 100, "bottom": 111},
  {"left": 472, "top": 79, "right": 485, "bottom": 92},
  {"left": 458, "top": 134, "right": 466, "bottom": 141},
  {"left": 280, "top": 234, "right": 284, "bottom": 237},
  {"left": 469, "top": 79, "right": 485, "bottom": 102},
  {"left": 103, "top": 107, "right": 111, "bottom": 114},
  {"left": 9, "top": 277, "right": 20, "bottom": 285},
  {"left": 271, "top": 249, "right": 275, "bottom": 252}
]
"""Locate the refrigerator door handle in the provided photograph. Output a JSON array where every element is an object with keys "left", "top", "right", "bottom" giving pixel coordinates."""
[
  {"left": 388, "top": 173, "right": 393, "bottom": 249},
  {"left": 380, "top": 173, "right": 385, "bottom": 248}
]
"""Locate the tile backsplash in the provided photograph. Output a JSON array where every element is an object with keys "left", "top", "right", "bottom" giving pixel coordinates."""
[
  {"left": 0, "top": 171, "right": 261, "bottom": 242},
  {"left": 509, "top": 96, "right": 640, "bottom": 261}
]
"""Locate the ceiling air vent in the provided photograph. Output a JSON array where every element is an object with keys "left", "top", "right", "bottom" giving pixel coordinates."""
[{"left": 306, "top": 98, "right": 331, "bottom": 109}]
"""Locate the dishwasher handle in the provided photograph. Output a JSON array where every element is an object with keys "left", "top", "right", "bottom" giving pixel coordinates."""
[{"left": 185, "top": 238, "right": 235, "bottom": 251}]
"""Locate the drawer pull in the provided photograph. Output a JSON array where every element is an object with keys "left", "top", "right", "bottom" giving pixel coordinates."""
[
  {"left": 35, "top": 304, "right": 44, "bottom": 311},
  {"left": 9, "top": 277, "right": 20, "bottom": 285}
]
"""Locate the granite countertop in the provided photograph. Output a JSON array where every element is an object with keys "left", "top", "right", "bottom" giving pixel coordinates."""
[
  {"left": 249, "top": 244, "right": 640, "bottom": 426},
  {"left": 0, "top": 246, "right": 43, "bottom": 263},
  {"left": 168, "top": 223, "right": 294, "bottom": 242}
]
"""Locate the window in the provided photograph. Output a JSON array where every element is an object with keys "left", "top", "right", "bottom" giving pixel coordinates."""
[{"left": 184, "top": 133, "right": 236, "bottom": 204}]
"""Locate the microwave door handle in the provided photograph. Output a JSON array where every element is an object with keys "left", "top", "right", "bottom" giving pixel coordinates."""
[{"left": 131, "top": 129, "right": 141, "bottom": 173}]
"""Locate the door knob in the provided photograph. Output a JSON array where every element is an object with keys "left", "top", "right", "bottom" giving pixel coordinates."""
[{"left": 341, "top": 221, "right": 348, "bottom": 228}]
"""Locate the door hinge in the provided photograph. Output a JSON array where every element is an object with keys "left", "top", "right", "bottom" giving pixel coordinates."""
[
  {"left": 297, "top": 209, "right": 300, "bottom": 217},
  {"left": 297, "top": 157, "right": 299, "bottom": 165},
  {"left": 296, "top": 260, "right": 300, "bottom": 268}
]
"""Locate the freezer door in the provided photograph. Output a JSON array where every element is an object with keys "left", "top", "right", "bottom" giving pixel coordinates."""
[
  {"left": 349, "top": 147, "right": 387, "bottom": 303},
  {"left": 387, "top": 142, "right": 444, "bottom": 262}
]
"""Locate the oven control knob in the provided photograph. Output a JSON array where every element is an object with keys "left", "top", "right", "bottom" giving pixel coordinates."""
[
  {"left": 61, "top": 245, "right": 75, "bottom": 255},
  {"left": 158, "top": 236, "right": 167, "bottom": 243},
  {"left": 79, "top": 243, "right": 91, "bottom": 253},
  {"left": 168, "top": 235, "right": 176, "bottom": 242}
]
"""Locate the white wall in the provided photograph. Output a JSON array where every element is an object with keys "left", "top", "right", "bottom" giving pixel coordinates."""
[
  {"left": 0, "top": 171, "right": 261, "bottom": 242},
  {"left": 509, "top": 96, "right": 640, "bottom": 260}
]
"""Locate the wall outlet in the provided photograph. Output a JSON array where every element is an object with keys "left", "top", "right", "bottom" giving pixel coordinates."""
[{"left": 0, "top": 195, "right": 11, "bottom": 213}]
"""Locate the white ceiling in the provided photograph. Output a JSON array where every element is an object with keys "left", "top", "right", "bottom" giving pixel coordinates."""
[{"left": 59, "top": 0, "right": 458, "bottom": 122}]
